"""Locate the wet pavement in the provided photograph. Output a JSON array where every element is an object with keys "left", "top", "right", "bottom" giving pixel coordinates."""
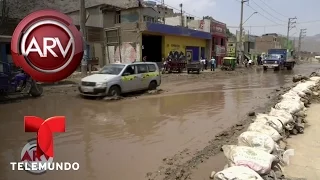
[{"left": 0, "top": 63, "right": 319, "bottom": 180}]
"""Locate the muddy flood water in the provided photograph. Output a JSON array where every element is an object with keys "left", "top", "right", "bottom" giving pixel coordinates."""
[{"left": 1, "top": 63, "right": 319, "bottom": 180}]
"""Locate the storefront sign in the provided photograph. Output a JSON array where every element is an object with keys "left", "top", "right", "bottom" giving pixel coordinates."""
[
  {"left": 211, "top": 21, "right": 226, "bottom": 35},
  {"left": 215, "top": 45, "right": 226, "bottom": 56},
  {"left": 227, "top": 42, "right": 236, "bottom": 57}
]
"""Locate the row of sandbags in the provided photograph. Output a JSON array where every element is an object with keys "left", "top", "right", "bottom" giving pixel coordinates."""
[{"left": 211, "top": 75, "right": 320, "bottom": 180}]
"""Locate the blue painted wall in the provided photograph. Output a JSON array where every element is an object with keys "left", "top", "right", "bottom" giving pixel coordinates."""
[
  {"left": 186, "top": 46, "right": 200, "bottom": 61},
  {"left": 146, "top": 22, "right": 211, "bottom": 40}
]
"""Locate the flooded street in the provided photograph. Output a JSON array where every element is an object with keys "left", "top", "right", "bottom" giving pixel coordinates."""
[{"left": 1, "top": 63, "right": 319, "bottom": 180}]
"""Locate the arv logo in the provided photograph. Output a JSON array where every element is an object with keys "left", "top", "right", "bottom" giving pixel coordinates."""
[
  {"left": 23, "top": 37, "right": 73, "bottom": 58},
  {"left": 11, "top": 10, "right": 84, "bottom": 82},
  {"left": 10, "top": 116, "right": 80, "bottom": 174}
]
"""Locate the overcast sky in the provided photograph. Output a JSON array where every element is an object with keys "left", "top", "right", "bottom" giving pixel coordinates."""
[{"left": 157, "top": 0, "right": 320, "bottom": 37}]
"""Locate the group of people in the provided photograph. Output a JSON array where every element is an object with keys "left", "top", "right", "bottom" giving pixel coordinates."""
[{"left": 200, "top": 57, "right": 216, "bottom": 71}]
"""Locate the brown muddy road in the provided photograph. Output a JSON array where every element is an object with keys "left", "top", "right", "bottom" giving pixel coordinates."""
[{"left": 0, "top": 63, "right": 319, "bottom": 180}]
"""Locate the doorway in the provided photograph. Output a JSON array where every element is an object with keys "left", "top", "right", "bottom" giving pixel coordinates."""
[{"left": 142, "top": 34, "right": 162, "bottom": 62}]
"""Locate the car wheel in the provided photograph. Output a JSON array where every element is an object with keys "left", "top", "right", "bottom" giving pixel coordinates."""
[
  {"left": 108, "top": 86, "right": 121, "bottom": 97},
  {"left": 148, "top": 81, "right": 157, "bottom": 90}
]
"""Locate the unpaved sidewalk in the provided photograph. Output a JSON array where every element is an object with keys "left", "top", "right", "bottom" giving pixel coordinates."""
[{"left": 283, "top": 103, "right": 320, "bottom": 180}]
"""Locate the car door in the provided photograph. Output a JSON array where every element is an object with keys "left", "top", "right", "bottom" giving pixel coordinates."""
[
  {"left": 121, "top": 65, "right": 141, "bottom": 93},
  {"left": 136, "top": 64, "right": 149, "bottom": 89}
]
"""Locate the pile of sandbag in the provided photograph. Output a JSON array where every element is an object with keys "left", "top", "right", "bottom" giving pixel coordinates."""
[{"left": 211, "top": 73, "right": 320, "bottom": 180}]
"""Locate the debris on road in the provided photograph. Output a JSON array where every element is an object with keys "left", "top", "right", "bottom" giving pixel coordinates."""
[
  {"left": 247, "top": 111, "right": 256, "bottom": 116},
  {"left": 210, "top": 72, "right": 320, "bottom": 180}
]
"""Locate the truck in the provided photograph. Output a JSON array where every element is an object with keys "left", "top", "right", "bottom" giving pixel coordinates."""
[{"left": 262, "top": 49, "right": 295, "bottom": 71}]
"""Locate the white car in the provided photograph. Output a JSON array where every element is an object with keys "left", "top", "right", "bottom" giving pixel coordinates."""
[{"left": 78, "top": 62, "right": 161, "bottom": 97}]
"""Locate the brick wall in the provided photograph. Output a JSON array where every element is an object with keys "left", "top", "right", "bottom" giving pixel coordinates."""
[{"left": 255, "top": 35, "right": 282, "bottom": 53}]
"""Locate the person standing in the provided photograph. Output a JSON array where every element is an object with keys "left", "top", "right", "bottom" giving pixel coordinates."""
[
  {"left": 200, "top": 57, "right": 206, "bottom": 71},
  {"left": 210, "top": 57, "right": 216, "bottom": 71},
  {"left": 205, "top": 58, "right": 208, "bottom": 70}
]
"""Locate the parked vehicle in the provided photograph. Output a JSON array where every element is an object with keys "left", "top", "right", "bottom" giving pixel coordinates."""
[
  {"left": 186, "top": 61, "right": 201, "bottom": 74},
  {"left": 221, "top": 57, "right": 236, "bottom": 71},
  {"left": 263, "top": 49, "right": 295, "bottom": 71},
  {"left": 0, "top": 61, "right": 43, "bottom": 97},
  {"left": 78, "top": 62, "right": 161, "bottom": 97}
]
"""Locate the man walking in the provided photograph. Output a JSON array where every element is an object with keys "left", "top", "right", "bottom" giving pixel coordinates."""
[{"left": 210, "top": 57, "right": 216, "bottom": 71}]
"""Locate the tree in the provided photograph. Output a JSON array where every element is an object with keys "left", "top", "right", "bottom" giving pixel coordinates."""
[
  {"left": 226, "top": 28, "right": 236, "bottom": 38},
  {"left": 203, "top": 16, "right": 214, "bottom": 20}
]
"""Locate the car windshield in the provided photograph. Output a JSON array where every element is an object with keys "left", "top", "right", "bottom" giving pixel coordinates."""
[
  {"left": 266, "top": 54, "right": 281, "bottom": 59},
  {"left": 98, "top": 64, "right": 125, "bottom": 75}
]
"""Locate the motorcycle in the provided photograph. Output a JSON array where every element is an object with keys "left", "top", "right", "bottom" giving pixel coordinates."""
[{"left": 0, "top": 62, "right": 43, "bottom": 97}]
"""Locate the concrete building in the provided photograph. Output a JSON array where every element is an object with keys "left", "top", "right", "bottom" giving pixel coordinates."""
[
  {"left": 67, "top": 3, "right": 211, "bottom": 65},
  {"left": 210, "top": 20, "right": 227, "bottom": 65},
  {"left": 255, "top": 33, "right": 282, "bottom": 53},
  {"left": 164, "top": 16, "right": 210, "bottom": 32},
  {"left": 164, "top": 16, "right": 227, "bottom": 65}
]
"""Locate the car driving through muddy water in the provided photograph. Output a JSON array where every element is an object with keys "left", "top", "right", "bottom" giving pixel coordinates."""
[{"left": 78, "top": 62, "right": 161, "bottom": 97}]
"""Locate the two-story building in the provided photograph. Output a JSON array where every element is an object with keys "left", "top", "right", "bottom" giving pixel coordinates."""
[
  {"left": 67, "top": 3, "right": 212, "bottom": 65},
  {"left": 210, "top": 20, "right": 227, "bottom": 66},
  {"left": 255, "top": 33, "right": 282, "bottom": 53}
]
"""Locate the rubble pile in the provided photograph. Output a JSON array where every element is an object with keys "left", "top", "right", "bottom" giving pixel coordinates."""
[{"left": 210, "top": 72, "right": 320, "bottom": 180}]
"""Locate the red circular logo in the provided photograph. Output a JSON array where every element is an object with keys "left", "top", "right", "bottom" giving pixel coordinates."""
[{"left": 11, "top": 9, "right": 84, "bottom": 82}]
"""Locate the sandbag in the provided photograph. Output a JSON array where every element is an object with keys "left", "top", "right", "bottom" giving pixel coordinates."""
[
  {"left": 247, "top": 122, "right": 282, "bottom": 141},
  {"left": 282, "top": 90, "right": 301, "bottom": 101},
  {"left": 291, "top": 81, "right": 315, "bottom": 95},
  {"left": 254, "top": 114, "right": 284, "bottom": 133},
  {"left": 269, "top": 108, "right": 294, "bottom": 124},
  {"left": 213, "top": 166, "right": 263, "bottom": 180},
  {"left": 275, "top": 99, "right": 304, "bottom": 114},
  {"left": 310, "top": 76, "right": 320, "bottom": 83},
  {"left": 222, "top": 145, "right": 277, "bottom": 174},
  {"left": 238, "top": 131, "right": 275, "bottom": 153}
]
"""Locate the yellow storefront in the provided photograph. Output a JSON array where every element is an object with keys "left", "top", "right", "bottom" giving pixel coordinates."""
[{"left": 163, "top": 35, "right": 207, "bottom": 61}]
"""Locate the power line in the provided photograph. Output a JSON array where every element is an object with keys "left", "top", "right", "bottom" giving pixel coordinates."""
[
  {"left": 256, "top": 0, "right": 288, "bottom": 18},
  {"left": 249, "top": 0, "right": 286, "bottom": 22},
  {"left": 233, "top": 0, "right": 281, "bottom": 25},
  {"left": 227, "top": 19, "right": 320, "bottom": 28}
]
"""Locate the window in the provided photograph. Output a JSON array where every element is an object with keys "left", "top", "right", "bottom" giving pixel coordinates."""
[
  {"left": 147, "top": 64, "right": 156, "bottom": 72},
  {"left": 99, "top": 64, "right": 125, "bottom": 75},
  {"left": 115, "top": 11, "right": 121, "bottom": 24},
  {"left": 143, "top": 16, "right": 155, "bottom": 22},
  {"left": 221, "top": 38, "right": 224, "bottom": 46},
  {"left": 137, "top": 64, "right": 148, "bottom": 73},
  {"left": 122, "top": 65, "right": 136, "bottom": 75}
]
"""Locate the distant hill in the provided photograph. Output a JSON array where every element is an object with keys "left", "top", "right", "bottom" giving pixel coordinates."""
[{"left": 291, "top": 34, "right": 320, "bottom": 53}]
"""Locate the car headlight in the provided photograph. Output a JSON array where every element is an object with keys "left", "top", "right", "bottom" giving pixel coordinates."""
[
  {"left": 274, "top": 61, "right": 277, "bottom": 63},
  {"left": 264, "top": 61, "right": 266, "bottom": 63},
  {"left": 96, "top": 82, "right": 107, "bottom": 87}
]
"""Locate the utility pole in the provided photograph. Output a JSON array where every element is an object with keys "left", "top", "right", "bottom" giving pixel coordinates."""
[
  {"left": 80, "top": 0, "right": 88, "bottom": 76},
  {"left": 179, "top": 3, "right": 183, "bottom": 27},
  {"left": 298, "top": 28, "right": 307, "bottom": 59},
  {"left": 161, "top": 0, "right": 165, "bottom": 24},
  {"left": 238, "top": 0, "right": 248, "bottom": 65},
  {"left": 286, "top": 17, "right": 297, "bottom": 49}
]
